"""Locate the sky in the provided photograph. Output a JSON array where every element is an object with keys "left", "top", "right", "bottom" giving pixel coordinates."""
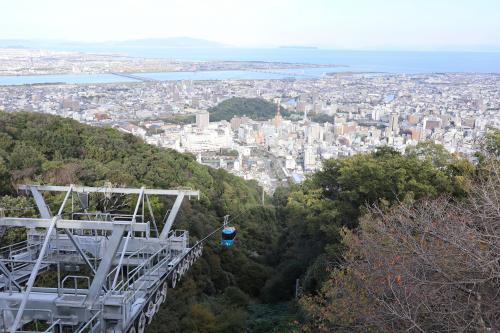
[{"left": 1, "top": 0, "right": 499, "bottom": 51}]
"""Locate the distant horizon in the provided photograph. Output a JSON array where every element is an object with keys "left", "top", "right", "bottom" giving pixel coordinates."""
[{"left": 0, "top": 37, "right": 499, "bottom": 53}]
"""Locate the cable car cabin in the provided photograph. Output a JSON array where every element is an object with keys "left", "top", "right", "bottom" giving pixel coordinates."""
[{"left": 221, "top": 227, "right": 236, "bottom": 246}]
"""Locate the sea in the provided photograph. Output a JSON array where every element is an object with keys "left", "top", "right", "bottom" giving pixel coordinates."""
[{"left": 1, "top": 48, "right": 499, "bottom": 86}]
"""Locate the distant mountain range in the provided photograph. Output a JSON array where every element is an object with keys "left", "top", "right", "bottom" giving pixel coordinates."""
[
  {"left": 279, "top": 46, "right": 318, "bottom": 49},
  {"left": 0, "top": 37, "right": 228, "bottom": 50}
]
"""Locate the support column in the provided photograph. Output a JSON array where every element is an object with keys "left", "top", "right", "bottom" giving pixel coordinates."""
[
  {"left": 32, "top": 186, "right": 98, "bottom": 276},
  {"left": 159, "top": 193, "right": 185, "bottom": 240},
  {"left": 85, "top": 224, "right": 126, "bottom": 305},
  {"left": 9, "top": 215, "right": 59, "bottom": 333},
  {"left": 29, "top": 186, "right": 52, "bottom": 218}
]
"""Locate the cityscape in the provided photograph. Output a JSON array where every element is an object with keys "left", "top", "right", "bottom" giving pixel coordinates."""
[{"left": 1, "top": 59, "right": 498, "bottom": 192}]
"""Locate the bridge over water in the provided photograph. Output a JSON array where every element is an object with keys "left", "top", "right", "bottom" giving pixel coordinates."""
[{"left": 111, "top": 72, "right": 158, "bottom": 82}]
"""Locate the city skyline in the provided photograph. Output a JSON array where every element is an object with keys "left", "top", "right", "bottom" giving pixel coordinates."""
[{"left": 1, "top": 0, "right": 499, "bottom": 52}]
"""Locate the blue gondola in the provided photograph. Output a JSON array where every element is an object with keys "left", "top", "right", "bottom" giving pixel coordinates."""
[{"left": 221, "top": 227, "right": 236, "bottom": 246}]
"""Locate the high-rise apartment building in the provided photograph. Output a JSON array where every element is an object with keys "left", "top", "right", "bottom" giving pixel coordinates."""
[
  {"left": 196, "top": 111, "right": 210, "bottom": 130},
  {"left": 389, "top": 113, "right": 399, "bottom": 133}
]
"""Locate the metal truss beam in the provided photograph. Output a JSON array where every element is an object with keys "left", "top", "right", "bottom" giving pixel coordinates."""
[
  {"left": 85, "top": 225, "right": 126, "bottom": 305},
  {"left": 1, "top": 184, "right": 201, "bottom": 332},
  {"left": 9, "top": 187, "right": 74, "bottom": 333},
  {"left": 64, "top": 230, "right": 98, "bottom": 275},
  {"left": 159, "top": 193, "right": 185, "bottom": 240},
  {"left": 29, "top": 186, "right": 51, "bottom": 219},
  {"left": 9, "top": 216, "right": 60, "bottom": 333},
  {"left": 29, "top": 185, "right": 105, "bottom": 285},
  {"left": 0, "top": 218, "right": 149, "bottom": 232},
  {"left": 0, "top": 261, "right": 22, "bottom": 291},
  {"left": 19, "top": 185, "right": 199, "bottom": 197},
  {"left": 132, "top": 187, "right": 145, "bottom": 222}
]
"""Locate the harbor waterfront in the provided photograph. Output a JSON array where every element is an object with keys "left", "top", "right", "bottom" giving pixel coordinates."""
[
  {"left": 0, "top": 66, "right": 346, "bottom": 85},
  {"left": 1, "top": 49, "right": 500, "bottom": 85}
]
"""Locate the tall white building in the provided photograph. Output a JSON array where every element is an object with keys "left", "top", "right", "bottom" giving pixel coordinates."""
[
  {"left": 285, "top": 155, "right": 296, "bottom": 169},
  {"left": 306, "top": 123, "right": 323, "bottom": 143},
  {"left": 304, "top": 146, "right": 317, "bottom": 171},
  {"left": 196, "top": 111, "right": 210, "bottom": 130},
  {"left": 389, "top": 113, "right": 399, "bottom": 133}
]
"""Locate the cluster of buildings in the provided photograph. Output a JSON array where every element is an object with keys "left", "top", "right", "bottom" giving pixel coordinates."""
[{"left": 0, "top": 72, "right": 498, "bottom": 192}]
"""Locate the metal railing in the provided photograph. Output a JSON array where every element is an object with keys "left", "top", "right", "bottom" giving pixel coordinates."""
[
  {"left": 75, "top": 311, "right": 101, "bottom": 333},
  {"left": 61, "top": 275, "right": 90, "bottom": 296},
  {"left": 43, "top": 319, "right": 61, "bottom": 333}
]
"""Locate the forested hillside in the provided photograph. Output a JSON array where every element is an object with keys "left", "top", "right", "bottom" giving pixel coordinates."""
[
  {"left": 208, "top": 97, "right": 291, "bottom": 122},
  {"left": 208, "top": 97, "right": 342, "bottom": 124},
  {"left": 298, "top": 141, "right": 500, "bottom": 332},
  {"left": 0, "top": 111, "right": 497, "bottom": 332},
  {"left": 0, "top": 111, "right": 287, "bottom": 332}
]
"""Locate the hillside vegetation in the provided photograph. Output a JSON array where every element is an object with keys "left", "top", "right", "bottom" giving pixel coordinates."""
[
  {"left": 0, "top": 111, "right": 497, "bottom": 332},
  {"left": 298, "top": 146, "right": 500, "bottom": 332},
  {"left": 208, "top": 97, "right": 338, "bottom": 124},
  {"left": 208, "top": 97, "right": 290, "bottom": 122},
  {"left": 0, "top": 111, "right": 283, "bottom": 332}
]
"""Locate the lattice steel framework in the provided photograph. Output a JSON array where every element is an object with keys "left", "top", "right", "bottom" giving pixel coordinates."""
[{"left": 0, "top": 184, "right": 203, "bottom": 333}]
